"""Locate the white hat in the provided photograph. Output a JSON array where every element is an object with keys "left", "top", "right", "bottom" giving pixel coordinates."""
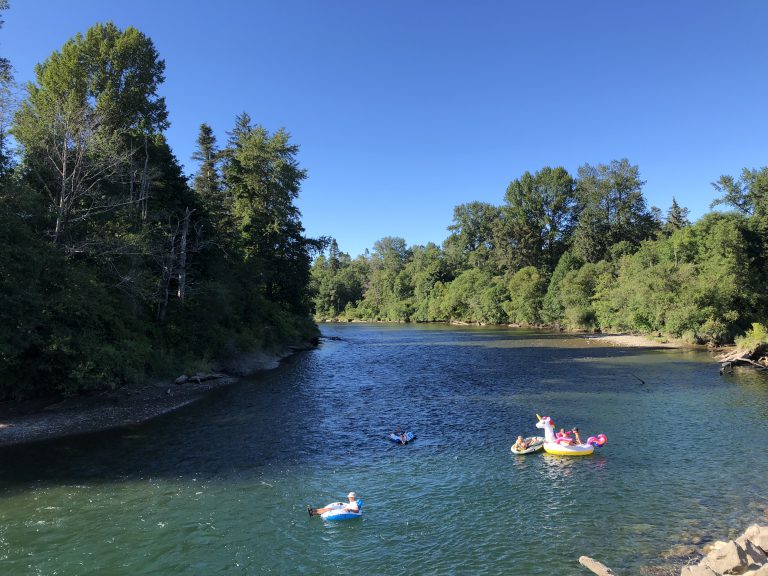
[{"left": 347, "top": 491, "right": 356, "bottom": 498}]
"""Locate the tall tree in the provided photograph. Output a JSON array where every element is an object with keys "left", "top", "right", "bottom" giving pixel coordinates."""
[
  {"left": 13, "top": 22, "right": 168, "bottom": 245},
  {"left": 572, "top": 159, "right": 657, "bottom": 262},
  {"left": 191, "top": 122, "right": 231, "bottom": 243},
  {"left": 443, "top": 201, "right": 501, "bottom": 273},
  {"left": 711, "top": 167, "right": 768, "bottom": 222},
  {"left": 222, "top": 113, "right": 318, "bottom": 313},
  {"left": 501, "top": 166, "right": 576, "bottom": 273},
  {"left": 0, "top": 0, "right": 14, "bottom": 182},
  {"left": 664, "top": 196, "right": 690, "bottom": 235}
]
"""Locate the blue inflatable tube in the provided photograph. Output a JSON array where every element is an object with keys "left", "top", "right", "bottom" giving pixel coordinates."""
[
  {"left": 388, "top": 431, "right": 415, "bottom": 444},
  {"left": 321, "top": 499, "right": 363, "bottom": 521}
]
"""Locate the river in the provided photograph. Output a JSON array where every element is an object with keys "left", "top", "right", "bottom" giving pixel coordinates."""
[{"left": 1, "top": 323, "right": 767, "bottom": 575}]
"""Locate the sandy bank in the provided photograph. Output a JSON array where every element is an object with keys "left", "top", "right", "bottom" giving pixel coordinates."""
[{"left": 582, "top": 333, "right": 687, "bottom": 349}]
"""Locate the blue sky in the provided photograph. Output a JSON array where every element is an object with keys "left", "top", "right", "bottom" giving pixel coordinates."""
[{"left": 3, "top": 1, "right": 767, "bottom": 257}]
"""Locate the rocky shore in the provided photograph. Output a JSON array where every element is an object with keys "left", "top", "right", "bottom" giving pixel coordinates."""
[
  {"left": 580, "top": 525, "right": 768, "bottom": 576},
  {"left": 0, "top": 343, "right": 316, "bottom": 447}
]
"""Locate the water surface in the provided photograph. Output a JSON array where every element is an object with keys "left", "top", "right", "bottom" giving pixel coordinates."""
[{"left": 1, "top": 324, "right": 767, "bottom": 575}]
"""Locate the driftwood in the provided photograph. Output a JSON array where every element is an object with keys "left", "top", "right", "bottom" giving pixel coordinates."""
[
  {"left": 579, "top": 556, "right": 617, "bottom": 576},
  {"left": 174, "top": 373, "right": 226, "bottom": 385},
  {"left": 717, "top": 347, "right": 768, "bottom": 372}
]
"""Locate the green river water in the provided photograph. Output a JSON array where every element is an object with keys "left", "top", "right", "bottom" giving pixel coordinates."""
[{"left": 1, "top": 324, "right": 767, "bottom": 575}]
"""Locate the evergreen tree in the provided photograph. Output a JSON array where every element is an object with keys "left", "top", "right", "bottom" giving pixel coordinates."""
[
  {"left": 664, "top": 197, "right": 690, "bottom": 235},
  {"left": 221, "top": 113, "right": 317, "bottom": 313}
]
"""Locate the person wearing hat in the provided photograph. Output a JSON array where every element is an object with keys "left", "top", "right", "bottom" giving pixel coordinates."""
[{"left": 307, "top": 492, "right": 360, "bottom": 517}]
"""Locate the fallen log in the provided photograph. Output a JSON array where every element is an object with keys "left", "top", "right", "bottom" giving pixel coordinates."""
[{"left": 579, "top": 556, "right": 617, "bottom": 575}]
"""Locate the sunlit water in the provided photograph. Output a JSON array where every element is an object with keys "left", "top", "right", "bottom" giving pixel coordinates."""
[{"left": 1, "top": 324, "right": 767, "bottom": 575}]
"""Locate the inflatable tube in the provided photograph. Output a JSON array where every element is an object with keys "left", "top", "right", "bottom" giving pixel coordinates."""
[
  {"left": 510, "top": 436, "right": 544, "bottom": 455},
  {"left": 586, "top": 434, "right": 607, "bottom": 447},
  {"left": 543, "top": 442, "right": 594, "bottom": 456},
  {"left": 320, "top": 499, "right": 363, "bottom": 521},
  {"left": 389, "top": 431, "right": 415, "bottom": 444}
]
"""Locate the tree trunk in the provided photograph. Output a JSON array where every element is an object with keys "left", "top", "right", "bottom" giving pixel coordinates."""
[{"left": 177, "top": 207, "right": 192, "bottom": 301}]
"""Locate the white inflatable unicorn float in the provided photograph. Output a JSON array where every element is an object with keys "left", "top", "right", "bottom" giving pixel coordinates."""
[{"left": 535, "top": 414, "right": 606, "bottom": 456}]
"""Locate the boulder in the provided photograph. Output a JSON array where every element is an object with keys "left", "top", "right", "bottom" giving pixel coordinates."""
[
  {"left": 737, "top": 526, "right": 768, "bottom": 555},
  {"left": 701, "top": 540, "right": 748, "bottom": 574},
  {"left": 742, "top": 540, "right": 768, "bottom": 569},
  {"left": 680, "top": 565, "right": 719, "bottom": 576},
  {"left": 174, "top": 375, "right": 188, "bottom": 385},
  {"left": 742, "top": 565, "right": 768, "bottom": 576}
]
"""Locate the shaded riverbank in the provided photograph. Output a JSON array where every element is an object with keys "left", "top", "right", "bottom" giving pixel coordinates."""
[{"left": 0, "top": 343, "right": 316, "bottom": 447}]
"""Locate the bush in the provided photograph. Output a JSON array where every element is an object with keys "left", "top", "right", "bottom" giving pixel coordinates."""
[{"left": 735, "top": 322, "right": 768, "bottom": 352}]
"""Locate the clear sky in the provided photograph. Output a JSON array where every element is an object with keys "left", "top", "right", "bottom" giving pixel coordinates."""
[{"left": 3, "top": 1, "right": 767, "bottom": 257}]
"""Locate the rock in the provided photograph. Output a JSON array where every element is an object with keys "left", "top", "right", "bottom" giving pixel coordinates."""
[
  {"left": 680, "top": 565, "right": 719, "bottom": 576},
  {"left": 174, "top": 375, "right": 188, "bottom": 385},
  {"left": 742, "top": 565, "right": 768, "bottom": 575},
  {"left": 737, "top": 525, "right": 768, "bottom": 555},
  {"left": 579, "top": 556, "right": 617, "bottom": 576},
  {"left": 742, "top": 540, "right": 768, "bottom": 569},
  {"left": 662, "top": 545, "right": 698, "bottom": 559},
  {"left": 700, "top": 540, "right": 748, "bottom": 574},
  {"left": 640, "top": 565, "right": 678, "bottom": 575}
]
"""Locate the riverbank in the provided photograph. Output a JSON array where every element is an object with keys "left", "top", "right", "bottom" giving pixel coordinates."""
[
  {"left": 0, "top": 343, "right": 316, "bottom": 447},
  {"left": 582, "top": 332, "right": 688, "bottom": 349}
]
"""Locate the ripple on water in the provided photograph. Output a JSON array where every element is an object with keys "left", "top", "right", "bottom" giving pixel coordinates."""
[{"left": 0, "top": 324, "right": 767, "bottom": 575}]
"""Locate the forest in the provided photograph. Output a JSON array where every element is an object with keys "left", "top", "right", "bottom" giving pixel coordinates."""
[
  {"left": 0, "top": 15, "right": 321, "bottom": 398},
  {"left": 311, "top": 160, "right": 768, "bottom": 345},
  {"left": 2, "top": 12, "right": 766, "bottom": 402}
]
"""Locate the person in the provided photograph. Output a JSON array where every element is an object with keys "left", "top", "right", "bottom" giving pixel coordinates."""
[
  {"left": 512, "top": 435, "right": 529, "bottom": 451},
  {"left": 556, "top": 428, "right": 573, "bottom": 445},
  {"left": 308, "top": 492, "right": 360, "bottom": 517},
  {"left": 572, "top": 427, "right": 583, "bottom": 445},
  {"left": 394, "top": 426, "right": 408, "bottom": 444}
]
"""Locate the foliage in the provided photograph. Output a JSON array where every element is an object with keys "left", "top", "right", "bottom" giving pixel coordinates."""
[
  {"left": 504, "top": 266, "right": 546, "bottom": 325},
  {"left": 572, "top": 159, "right": 659, "bottom": 263},
  {"left": 735, "top": 323, "right": 768, "bottom": 353},
  {"left": 310, "top": 162, "right": 767, "bottom": 346},
  {"left": 0, "top": 22, "right": 321, "bottom": 399}
]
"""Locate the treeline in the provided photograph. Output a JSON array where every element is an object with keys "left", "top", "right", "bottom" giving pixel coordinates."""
[
  {"left": 0, "top": 16, "right": 320, "bottom": 398},
  {"left": 312, "top": 161, "right": 768, "bottom": 344}
]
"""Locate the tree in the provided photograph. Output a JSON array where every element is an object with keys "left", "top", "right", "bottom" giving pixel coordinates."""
[
  {"left": 361, "top": 236, "right": 412, "bottom": 320},
  {"left": 500, "top": 166, "right": 576, "bottom": 273},
  {"left": 664, "top": 197, "right": 690, "bottom": 236},
  {"left": 572, "top": 159, "right": 658, "bottom": 262},
  {"left": 504, "top": 266, "right": 546, "bottom": 325},
  {"left": 711, "top": 167, "right": 768, "bottom": 221},
  {"left": 0, "top": 1, "right": 13, "bottom": 181},
  {"left": 192, "top": 123, "right": 223, "bottom": 211},
  {"left": 13, "top": 22, "right": 168, "bottom": 244},
  {"left": 443, "top": 201, "right": 501, "bottom": 273},
  {"left": 0, "top": 1, "right": 10, "bottom": 82},
  {"left": 222, "top": 113, "right": 318, "bottom": 313}
]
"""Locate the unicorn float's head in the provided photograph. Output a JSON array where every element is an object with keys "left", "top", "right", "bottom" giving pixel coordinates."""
[{"left": 535, "top": 415, "right": 556, "bottom": 443}]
